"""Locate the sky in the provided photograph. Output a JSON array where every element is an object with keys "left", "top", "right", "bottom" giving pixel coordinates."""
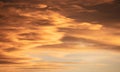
[{"left": 0, "top": 0, "right": 120, "bottom": 72}]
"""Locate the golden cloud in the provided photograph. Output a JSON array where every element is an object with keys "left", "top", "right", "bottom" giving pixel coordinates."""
[{"left": 0, "top": 1, "right": 120, "bottom": 72}]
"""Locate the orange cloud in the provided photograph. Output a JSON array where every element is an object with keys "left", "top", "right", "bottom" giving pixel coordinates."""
[{"left": 0, "top": 1, "right": 120, "bottom": 72}]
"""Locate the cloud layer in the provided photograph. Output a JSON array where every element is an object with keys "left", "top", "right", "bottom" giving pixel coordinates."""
[{"left": 0, "top": 0, "right": 120, "bottom": 72}]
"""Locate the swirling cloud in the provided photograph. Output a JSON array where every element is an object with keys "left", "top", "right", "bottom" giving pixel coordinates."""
[{"left": 0, "top": 0, "right": 120, "bottom": 72}]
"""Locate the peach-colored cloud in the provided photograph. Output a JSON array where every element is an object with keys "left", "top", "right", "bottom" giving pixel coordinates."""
[
  {"left": 0, "top": 1, "right": 120, "bottom": 72},
  {"left": 68, "top": 25, "right": 120, "bottom": 46},
  {"left": 0, "top": 2, "right": 76, "bottom": 65}
]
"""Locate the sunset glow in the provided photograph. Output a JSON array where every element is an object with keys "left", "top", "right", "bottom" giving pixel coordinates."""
[{"left": 0, "top": 0, "right": 120, "bottom": 72}]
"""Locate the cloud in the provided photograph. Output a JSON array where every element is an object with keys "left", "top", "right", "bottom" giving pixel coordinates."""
[
  {"left": 0, "top": 1, "right": 119, "bottom": 71},
  {"left": 0, "top": 51, "right": 31, "bottom": 64},
  {"left": 67, "top": 26, "right": 120, "bottom": 46},
  {"left": 0, "top": 0, "right": 78, "bottom": 65},
  {"left": 78, "top": 0, "right": 114, "bottom": 6},
  {"left": 37, "top": 35, "right": 120, "bottom": 52}
]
